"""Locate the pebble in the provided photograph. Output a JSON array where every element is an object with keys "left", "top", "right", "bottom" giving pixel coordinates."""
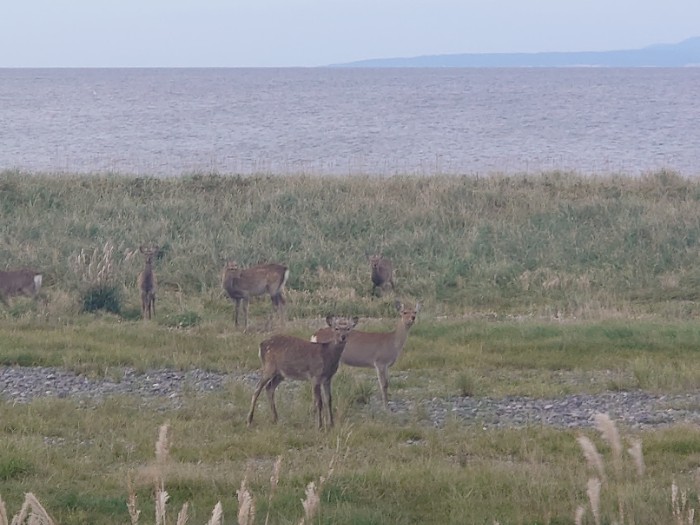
[{"left": 1, "top": 366, "right": 699, "bottom": 430}]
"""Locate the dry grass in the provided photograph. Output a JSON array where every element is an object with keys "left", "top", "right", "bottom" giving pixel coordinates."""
[
  {"left": 5, "top": 169, "right": 700, "bottom": 320},
  {"left": 576, "top": 413, "right": 698, "bottom": 525},
  {"left": 1, "top": 416, "right": 697, "bottom": 524},
  {"left": 2, "top": 170, "right": 700, "bottom": 522},
  {"left": 0, "top": 493, "right": 55, "bottom": 525},
  {"left": 125, "top": 423, "right": 347, "bottom": 525}
]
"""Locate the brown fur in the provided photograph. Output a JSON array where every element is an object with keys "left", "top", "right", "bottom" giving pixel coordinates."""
[
  {"left": 138, "top": 245, "right": 159, "bottom": 320},
  {"left": 311, "top": 301, "right": 420, "bottom": 408},
  {"left": 221, "top": 260, "right": 289, "bottom": 331},
  {"left": 369, "top": 254, "right": 395, "bottom": 296},
  {"left": 247, "top": 315, "right": 358, "bottom": 429},
  {"left": 0, "top": 268, "right": 43, "bottom": 306}
]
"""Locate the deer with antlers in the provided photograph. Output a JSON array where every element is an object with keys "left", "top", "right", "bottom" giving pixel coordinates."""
[
  {"left": 221, "top": 261, "right": 289, "bottom": 331},
  {"left": 311, "top": 300, "right": 421, "bottom": 409},
  {"left": 138, "top": 245, "right": 159, "bottom": 320},
  {"left": 247, "top": 315, "right": 359, "bottom": 429}
]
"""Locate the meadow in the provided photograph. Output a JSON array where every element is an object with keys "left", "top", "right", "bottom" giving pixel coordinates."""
[{"left": 1, "top": 169, "right": 700, "bottom": 524}]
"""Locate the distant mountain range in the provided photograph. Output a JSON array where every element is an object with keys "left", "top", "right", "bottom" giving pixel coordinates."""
[{"left": 330, "top": 37, "right": 700, "bottom": 67}]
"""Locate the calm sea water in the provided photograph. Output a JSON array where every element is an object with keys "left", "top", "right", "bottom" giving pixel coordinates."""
[{"left": 1, "top": 68, "right": 698, "bottom": 176}]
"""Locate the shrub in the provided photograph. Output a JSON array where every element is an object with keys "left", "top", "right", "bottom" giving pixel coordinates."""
[
  {"left": 81, "top": 284, "right": 122, "bottom": 314},
  {"left": 455, "top": 371, "right": 477, "bottom": 397}
]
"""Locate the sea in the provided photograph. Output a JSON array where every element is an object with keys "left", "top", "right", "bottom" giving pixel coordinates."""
[{"left": 1, "top": 67, "right": 698, "bottom": 177}]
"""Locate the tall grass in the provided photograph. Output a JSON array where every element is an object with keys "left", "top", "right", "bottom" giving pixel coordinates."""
[
  {"left": 2, "top": 415, "right": 698, "bottom": 524},
  {"left": 2, "top": 169, "right": 700, "bottom": 523},
  {"left": 3, "top": 169, "right": 700, "bottom": 318}
]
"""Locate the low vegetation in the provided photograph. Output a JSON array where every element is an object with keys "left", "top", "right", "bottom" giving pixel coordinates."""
[
  {"left": 3, "top": 168, "right": 700, "bottom": 318},
  {"left": 1, "top": 169, "right": 700, "bottom": 523}
]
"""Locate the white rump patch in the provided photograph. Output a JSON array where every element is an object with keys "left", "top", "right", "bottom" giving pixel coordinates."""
[
  {"left": 310, "top": 335, "right": 318, "bottom": 343},
  {"left": 33, "top": 274, "right": 43, "bottom": 291}
]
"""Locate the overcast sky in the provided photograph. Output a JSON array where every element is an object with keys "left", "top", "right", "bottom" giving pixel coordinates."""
[{"left": 2, "top": 0, "right": 698, "bottom": 67}]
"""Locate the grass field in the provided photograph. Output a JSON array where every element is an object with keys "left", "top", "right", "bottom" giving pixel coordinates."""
[{"left": 1, "top": 169, "right": 700, "bottom": 524}]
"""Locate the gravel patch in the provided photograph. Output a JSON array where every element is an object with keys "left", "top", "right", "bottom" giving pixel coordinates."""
[{"left": 2, "top": 366, "right": 699, "bottom": 430}]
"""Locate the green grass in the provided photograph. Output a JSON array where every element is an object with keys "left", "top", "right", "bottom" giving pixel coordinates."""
[
  {"left": 4, "top": 168, "right": 700, "bottom": 318},
  {"left": 2, "top": 170, "right": 700, "bottom": 523},
  {"left": 1, "top": 392, "right": 698, "bottom": 524},
  {"left": 1, "top": 316, "right": 699, "bottom": 523}
]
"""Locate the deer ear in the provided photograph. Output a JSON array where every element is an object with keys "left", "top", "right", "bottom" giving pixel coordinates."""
[
  {"left": 415, "top": 302, "right": 422, "bottom": 313},
  {"left": 351, "top": 316, "right": 359, "bottom": 327},
  {"left": 325, "top": 315, "right": 334, "bottom": 327},
  {"left": 394, "top": 300, "right": 403, "bottom": 311}
]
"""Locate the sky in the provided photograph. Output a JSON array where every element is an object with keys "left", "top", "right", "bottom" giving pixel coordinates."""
[{"left": 2, "top": 0, "right": 699, "bottom": 68}]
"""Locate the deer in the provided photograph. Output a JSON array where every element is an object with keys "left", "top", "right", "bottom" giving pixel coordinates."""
[
  {"left": 221, "top": 260, "right": 289, "bottom": 331},
  {"left": 369, "top": 254, "right": 395, "bottom": 297},
  {"left": 311, "top": 300, "right": 421, "bottom": 409},
  {"left": 247, "top": 315, "right": 359, "bottom": 429},
  {"left": 138, "top": 245, "right": 159, "bottom": 320},
  {"left": 0, "top": 268, "right": 43, "bottom": 307}
]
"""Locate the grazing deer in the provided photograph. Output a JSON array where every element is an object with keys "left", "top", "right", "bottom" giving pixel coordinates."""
[
  {"left": 311, "top": 300, "right": 421, "bottom": 409},
  {"left": 247, "top": 315, "right": 359, "bottom": 429},
  {"left": 138, "top": 245, "right": 159, "bottom": 320},
  {"left": 221, "top": 260, "right": 289, "bottom": 331},
  {"left": 369, "top": 254, "right": 395, "bottom": 297},
  {"left": 0, "top": 268, "right": 43, "bottom": 307}
]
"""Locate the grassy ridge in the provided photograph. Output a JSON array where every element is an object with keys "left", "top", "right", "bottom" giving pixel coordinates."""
[
  {"left": 2, "top": 169, "right": 700, "bottom": 523},
  {"left": 3, "top": 168, "right": 700, "bottom": 318}
]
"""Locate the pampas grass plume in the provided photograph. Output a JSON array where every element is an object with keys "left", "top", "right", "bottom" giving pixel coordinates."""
[
  {"left": 0, "top": 497, "right": 7, "bottom": 525},
  {"left": 577, "top": 435, "right": 606, "bottom": 481},
  {"left": 594, "top": 413, "right": 622, "bottom": 462},
  {"left": 176, "top": 502, "right": 189, "bottom": 525},
  {"left": 155, "top": 423, "right": 170, "bottom": 464},
  {"left": 237, "top": 476, "right": 255, "bottom": 525},
  {"left": 155, "top": 488, "right": 169, "bottom": 525},
  {"left": 126, "top": 478, "right": 140, "bottom": 525},
  {"left": 299, "top": 481, "right": 320, "bottom": 525},
  {"left": 207, "top": 501, "right": 223, "bottom": 525},
  {"left": 11, "top": 496, "right": 29, "bottom": 525},
  {"left": 8, "top": 493, "right": 55, "bottom": 525},
  {"left": 627, "top": 438, "right": 645, "bottom": 477},
  {"left": 265, "top": 456, "right": 283, "bottom": 525},
  {"left": 587, "top": 478, "right": 601, "bottom": 525}
]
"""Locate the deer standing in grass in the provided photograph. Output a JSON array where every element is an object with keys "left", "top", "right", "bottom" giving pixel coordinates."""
[
  {"left": 369, "top": 254, "right": 395, "bottom": 297},
  {"left": 311, "top": 300, "right": 421, "bottom": 409},
  {"left": 247, "top": 315, "right": 358, "bottom": 429},
  {"left": 0, "top": 268, "right": 43, "bottom": 307},
  {"left": 221, "top": 261, "right": 289, "bottom": 331},
  {"left": 138, "top": 245, "right": 159, "bottom": 320}
]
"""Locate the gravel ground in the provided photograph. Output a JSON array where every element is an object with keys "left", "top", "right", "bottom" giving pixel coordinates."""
[{"left": 2, "top": 366, "right": 699, "bottom": 430}]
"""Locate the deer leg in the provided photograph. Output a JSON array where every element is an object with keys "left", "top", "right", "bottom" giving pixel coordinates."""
[
  {"left": 243, "top": 299, "right": 250, "bottom": 332},
  {"left": 278, "top": 292, "right": 287, "bottom": 325},
  {"left": 264, "top": 295, "right": 274, "bottom": 332},
  {"left": 375, "top": 364, "right": 390, "bottom": 408},
  {"left": 152, "top": 293, "right": 156, "bottom": 318},
  {"left": 312, "top": 381, "right": 324, "bottom": 429},
  {"left": 322, "top": 378, "right": 334, "bottom": 428},
  {"left": 270, "top": 292, "right": 286, "bottom": 327},
  {"left": 265, "top": 374, "right": 283, "bottom": 423},
  {"left": 247, "top": 376, "right": 271, "bottom": 426},
  {"left": 234, "top": 298, "right": 241, "bottom": 327}
]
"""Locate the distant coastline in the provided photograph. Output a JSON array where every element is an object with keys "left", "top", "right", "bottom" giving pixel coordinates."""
[{"left": 330, "top": 37, "right": 700, "bottom": 68}]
